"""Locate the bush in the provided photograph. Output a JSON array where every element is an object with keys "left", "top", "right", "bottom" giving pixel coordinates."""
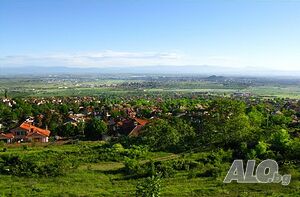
[
  {"left": 171, "top": 159, "right": 201, "bottom": 171},
  {"left": 124, "top": 145, "right": 149, "bottom": 159},
  {"left": 199, "top": 164, "right": 222, "bottom": 178},
  {"left": 136, "top": 175, "right": 162, "bottom": 197},
  {"left": 195, "top": 149, "right": 233, "bottom": 164},
  {"left": 287, "top": 138, "right": 300, "bottom": 160},
  {"left": 22, "top": 145, "right": 29, "bottom": 151},
  {"left": 154, "top": 161, "right": 175, "bottom": 178},
  {"left": 0, "top": 154, "right": 77, "bottom": 177},
  {"left": 0, "top": 141, "right": 5, "bottom": 148},
  {"left": 86, "top": 143, "right": 149, "bottom": 163},
  {"left": 112, "top": 143, "right": 125, "bottom": 153},
  {"left": 123, "top": 158, "right": 201, "bottom": 178},
  {"left": 123, "top": 158, "right": 143, "bottom": 175}
]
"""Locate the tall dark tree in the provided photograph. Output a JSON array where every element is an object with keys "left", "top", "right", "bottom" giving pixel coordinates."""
[
  {"left": 84, "top": 118, "right": 108, "bottom": 140},
  {"left": 4, "top": 89, "right": 8, "bottom": 98}
]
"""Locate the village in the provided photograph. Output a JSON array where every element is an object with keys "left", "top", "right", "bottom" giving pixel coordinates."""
[{"left": 1, "top": 92, "right": 300, "bottom": 144}]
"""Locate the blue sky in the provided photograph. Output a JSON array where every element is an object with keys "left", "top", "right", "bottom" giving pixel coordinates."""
[{"left": 1, "top": 0, "right": 300, "bottom": 71}]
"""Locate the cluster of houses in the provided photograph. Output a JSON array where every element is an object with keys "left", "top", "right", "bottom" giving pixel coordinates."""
[
  {"left": 0, "top": 111, "right": 151, "bottom": 143},
  {"left": 0, "top": 97, "right": 152, "bottom": 143},
  {"left": 2, "top": 98, "right": 16, "bottom": 108},
  {"left": 2, "top": 94, "right": 300, "bottom": 144}
]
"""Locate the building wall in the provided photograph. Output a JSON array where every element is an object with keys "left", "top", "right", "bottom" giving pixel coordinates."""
[
  {"left": 10, "top": 128, "right": 28, "bottom": 139},
  {"left": 28, "top": 136, "right": 48, "bottom": 143}
]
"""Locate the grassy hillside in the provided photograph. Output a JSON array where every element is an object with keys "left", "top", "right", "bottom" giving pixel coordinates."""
[{"left": 0, "top": 142, "right": 299, "bottom": 197}]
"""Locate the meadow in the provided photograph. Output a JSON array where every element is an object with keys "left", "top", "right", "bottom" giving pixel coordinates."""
[
  {"left": 2, "top": 75, "right": 300, "bottom": 98},
  {"left": 0, "top": 142, "right": 299, "bottom": 197}
]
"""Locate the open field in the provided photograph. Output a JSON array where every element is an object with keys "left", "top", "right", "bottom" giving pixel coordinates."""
[
  {"left": 2, "top": 75, "right": 300, "bottom": 98},
  {"left": 0, "top": 142, "right": 299, "bottom": 197}
]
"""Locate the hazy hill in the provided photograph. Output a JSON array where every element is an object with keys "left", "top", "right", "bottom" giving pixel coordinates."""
[{"left": 0, "top": 65, "right": 299, "bottom": 77}]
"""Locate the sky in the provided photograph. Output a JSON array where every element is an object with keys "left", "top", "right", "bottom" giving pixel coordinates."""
[{"left": 1, "top": 0, "right": 300, "bottom": 71}]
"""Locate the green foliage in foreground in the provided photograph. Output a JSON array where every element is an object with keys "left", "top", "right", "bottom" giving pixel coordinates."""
[
  {"left": 0, "top": 142, "right": 299, "bottom": 196},
  {"left": 0, "top": 154, "right": 76, "bottom": 177},
  {"left": 136, "top": 175, "right": 162, "bottom": 197}
]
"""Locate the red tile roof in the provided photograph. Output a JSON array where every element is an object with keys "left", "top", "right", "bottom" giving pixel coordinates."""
[
  {"left": 0, "top": 133, "right": 14, "bottom": 139},
  {"left": 20, "top": 122, "right": 51, "bottom": 137},
  {"left": 134, "top": 118, "right": 149, "bottom": 126},
  {"left": 128, "top": 125, "right": 144, "bottom": 137},
  {"left": 117, "top": 121, "right": 124, "bottom": 126}
]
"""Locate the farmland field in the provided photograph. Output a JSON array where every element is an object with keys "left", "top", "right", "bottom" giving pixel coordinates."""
[{"left": 1, "top": 75, "right": 300, "bottom": 98}]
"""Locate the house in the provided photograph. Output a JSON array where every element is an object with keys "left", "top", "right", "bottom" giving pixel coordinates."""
[
  {"left": 117, "top": 119, "right": 135, "bottom": 135},
  {"left": 10, "top": 122, "right": 51, "bottom": 143},
  {"left": 2, "top": 98, "right": 16, "bottom": 107},
  {"left": 128, "top": 125, "right": 144, "bottom": 137},
  {"left": 134, "top": 118, "right": 149, "bottom": 127},
  {"left": 232, "top": 92, "right": 251, "bottom": 98},
  {"left": 0, "top": 133, "right": 14, "bottom": 143},
  {"left": 67, "top": 113, "right": 87, "bottom": 123},
  {"left": 128, "top": 118, "right": 149, "bottom": 137}
]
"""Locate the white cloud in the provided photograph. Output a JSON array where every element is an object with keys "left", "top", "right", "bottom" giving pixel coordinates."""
[
  {"left": 0, "top": 51, "right": 183, "bottom": 67},
  {"left": 2, "top": 51, "right": 299, "bottom": 73}
]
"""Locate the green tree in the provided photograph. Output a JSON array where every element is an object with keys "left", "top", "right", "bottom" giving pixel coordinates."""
[
  {"left": 270, "top": 129, "right": 291, "bottom": 154},
  {"left": 58, "top": 122, "right": 78, "bottom": 137},
  {"left": 247, "top": 108, "right": 264, "bottom": 128},
  {"left": 270, "top": 114, "right": 292, "bottom": 127},
  {"left": 84, "top": 118, "right": 108, "bottom": 140},
  {"left": 170, "top": 118, "right": 196, "bottom": 151},
  {"left": 58, "top": 104, "right": 69, "bottom": 115},
  {"left": 201, "top": 98, "right": 252, "bottom": 148},
  {"left": 140, "top": 119, "right": 180, "bottom": 151}
]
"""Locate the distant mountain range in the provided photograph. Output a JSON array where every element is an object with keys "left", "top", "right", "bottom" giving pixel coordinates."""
[{"left": 0, "top": 65, "right": 299, "bottom": 77}]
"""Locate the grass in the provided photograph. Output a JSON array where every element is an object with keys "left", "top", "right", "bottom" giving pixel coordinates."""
[
  {"left": 3, "top": 82, "right": 300, "bottom": 99},
  {"left": 1, "top": 163, "right": 299, "bottom": 196},
  {"left": 0, "top": 142, "right": 299, "bottom": 196},
  {"left": 2, "top": 76, "right": 300, "bottom": 98},
  {"left": 246, "top": 85, "right": 300, "bottom": 99}
]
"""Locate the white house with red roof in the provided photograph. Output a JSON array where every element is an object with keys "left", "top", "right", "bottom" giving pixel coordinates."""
[{"left": 9, "top": 122, "right": 51, "bottom": 143}]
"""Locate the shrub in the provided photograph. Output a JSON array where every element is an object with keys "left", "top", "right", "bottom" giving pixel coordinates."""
[
  {"left": 87, "top": 143, "right": 149, "bottom": 163},
  {"left": 122, "top": 158, "right": 199, "bottom": 178},
  {"left": 136, "top": 175, "right": 162, "bottom": 197},
  {"left": 199, "top": 164, "right": 223, "bottom": 178},
  {"left": 22, "top": 145, "right": 29, "bottom": 151},
  {"left": 112, "top": 143, "right": 125, "bottom": 153},
  {"left": 0, "top": 154, "right": 77, "bottom": 177},
  {"left": 287, "top": 138, "right": 300, "bottom": 160},
  {"left": 0, "top": 141, "right": 5, "bottom": 148},
  {"left": 124, "top": 145, "right": 149, "bottom": 159},
  {"left": 154, "top": 161, "right": 175, "bottom": 178},
  {"left": 123, "top": 158, "right": 142, "bottom": 175},
  {"left": 171, "top": 159, "right": 201, "bottom": 171}
]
